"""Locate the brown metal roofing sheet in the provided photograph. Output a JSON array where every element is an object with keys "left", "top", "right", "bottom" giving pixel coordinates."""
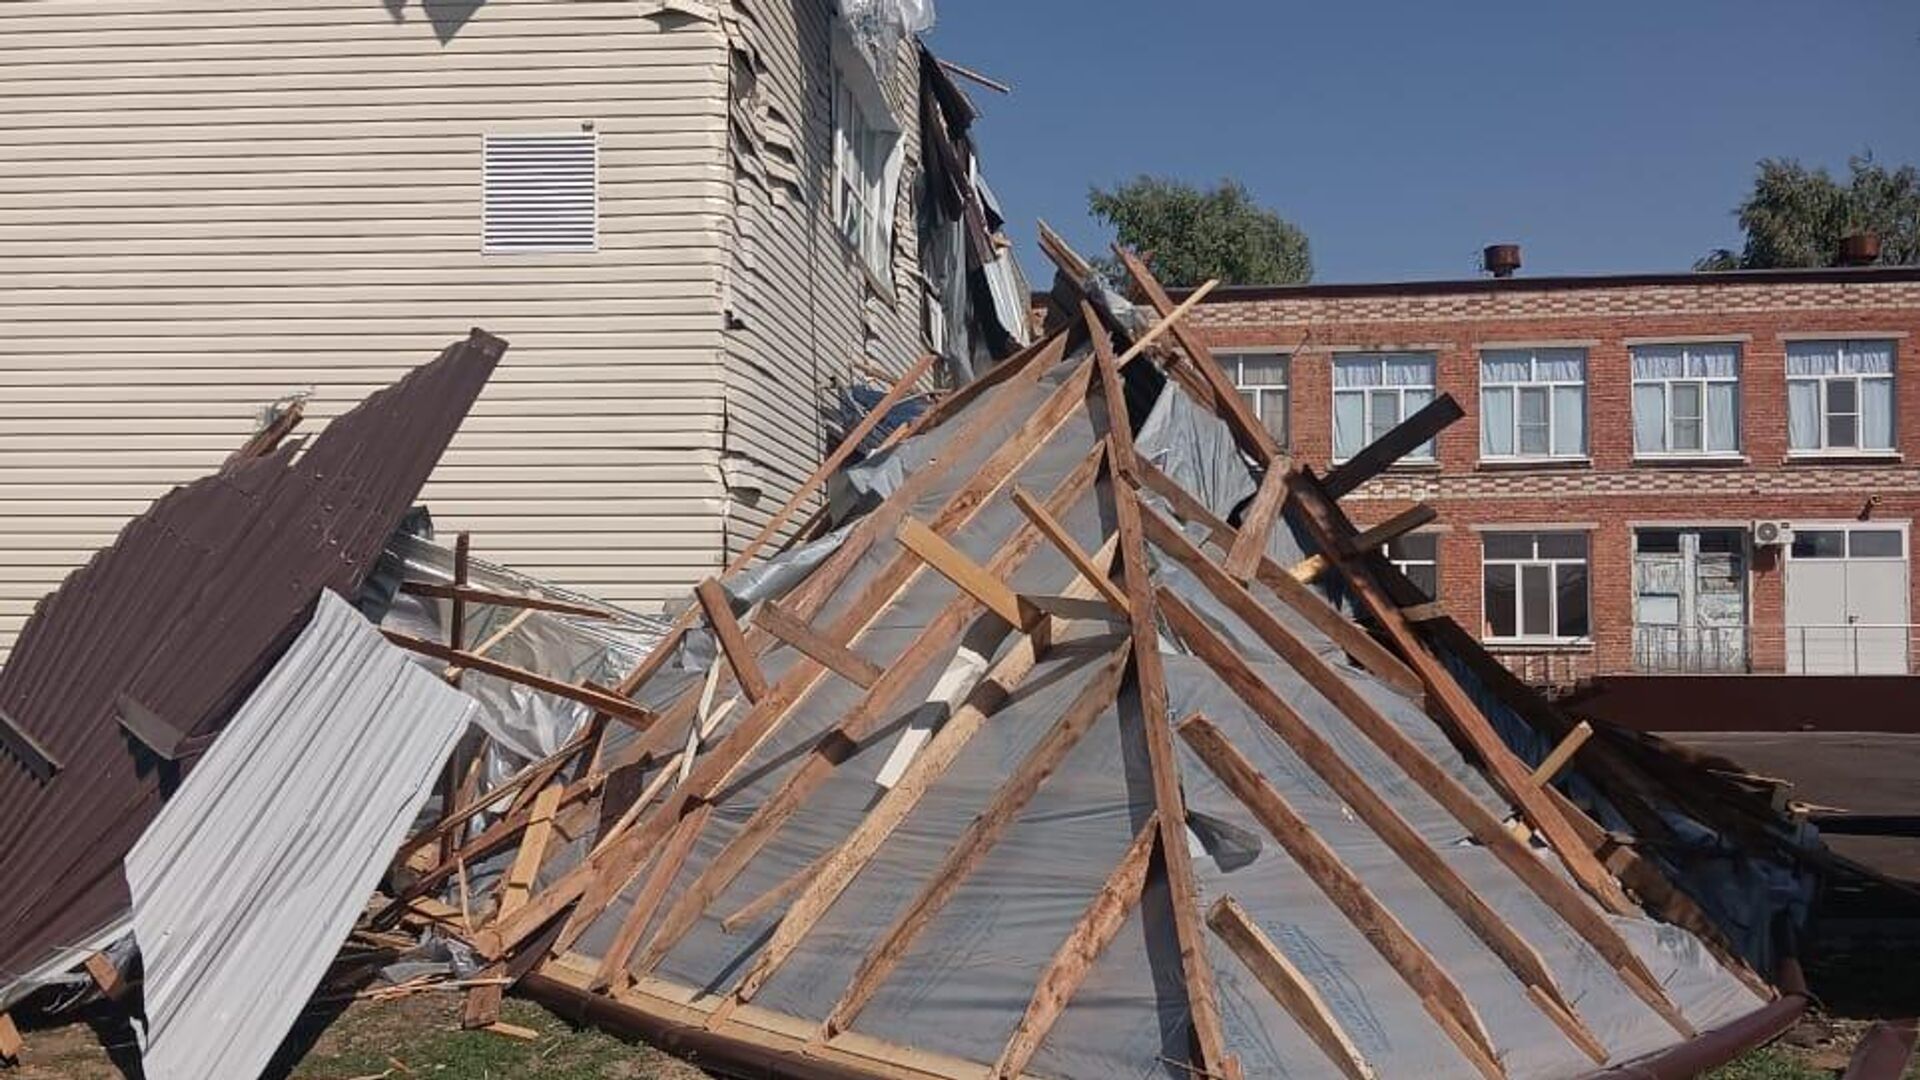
[{"left": 0, "top": 330, "right": 504, "bottom": 992}]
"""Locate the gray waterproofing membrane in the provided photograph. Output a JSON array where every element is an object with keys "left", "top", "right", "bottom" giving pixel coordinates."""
[{"left": 549, "top": 361, "right": 1760, "bottom": 1078}]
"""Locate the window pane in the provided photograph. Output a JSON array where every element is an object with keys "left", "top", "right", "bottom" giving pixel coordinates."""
[
  {"left": 1485, "top": 564, "right": 1517, "bottom": 638},
  {"left": 1259, "top": 389, "right": 1289, "bottom": 445},
  {"left": 1791, "top": 530, "right": 1846, "bottom": 559},
  {"left": 1706, "top": 382, "right": 1739, "bottom": 452},
  {"left": 1368, "top": 388, "right": 1400, "bottom": 442},
  {"left": 1521, "top": 564, "right": 1553, "bottom": 637},
  {"left": 1829, "top": 377, "right": 1857, "bottom": 413},
  {"left": 1846, "top": 339, "right": 1895, "bottom": 375},
  {"left": 1403, "top": 388, "right": 1436, "bottom": 458},
  {"left": 1788, "top": 380, "right": 1820, "bottom": 449},
  {"left": 1851, "top": 530, "right": 1904, "bottom": 558},
  {"left": 1633, "top": 384, "right": 1666, "bottom": 453},
  {"left": 1405, "top": 564, "right": 1438, "bottom": 601},
  {"left": 1481, "top": 351, "right": 1532, "bottom": 383},
  {"left": 1537, "top": 532, "right": 1587, "bottom": 559},
  {"left": 1638, "top": 529, "right": 1681, "bottom": 554},
  {"left": 1236, "top": 389, "right": 1259, "bottom": 421},
  {"left": 1698, "top": 529, "right": 1744, "bottom": 554},
  {"left": 1236, "top": 355, "right": 1288, "bottom": 386},
  {"left": 1333, "top": 358, "right": 1378, "bottom": 388},
  {"left": 1552, "top": 385, "right": 1585, "bottom": 455},
  {"left": 1862, "top": 378, "right": 1894, "bottom": 449},
  {"left": 1484, "top": 533, "right": 1534, "bottom": 560},
  {"left": 1384, "top": 354, "right": 1433, "bottom": 386},
  {"left": 1671, "top": 381, "right": 1702, "bottom": 420},
  {"left": 1535, "top": 348, "right": 1586, "bottom": 382},
  {"left": 1333, "top": 390, "right": 1365, "bottom": 458},
  {"left": 1787, "top": 341, "right": 1841, "bottom": 377},
  {"left": 1556, "top": 563, "right": 1590, "bottom": 638},
  {"left": 1631, "top": 345, "right": 1685, "bottom": 380},
  {"left": 1386, "top": 533, "right": 1438, "bottom": 561},
  {"left": 1517, "top": 386, "right": 1549, "bottom": 455},
  {"left": 1482, "top": 386, "right": 1514, "bottom": 456},
  {"left": 1828, "top": 412, "right": 1858, "bottom": 448}
]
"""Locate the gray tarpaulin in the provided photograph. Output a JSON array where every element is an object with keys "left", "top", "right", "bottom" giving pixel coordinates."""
[
  {"left": 552, "top": 360, "right": 1770, "bottom": 1079},
  {"left": 125, "top": 591, "right": 477, "bottom": 1080}
]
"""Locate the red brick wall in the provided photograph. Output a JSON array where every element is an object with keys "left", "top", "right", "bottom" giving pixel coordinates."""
[{"left": 1192, "top": 276, "right": 1920, "bottom": 680}]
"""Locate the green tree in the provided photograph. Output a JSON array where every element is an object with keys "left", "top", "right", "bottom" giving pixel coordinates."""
[
  {"left": 1697, "top": 155, "right": 1920, "bottom": 270},
  {"left": 1089, "top": 176, "right": 1312, "bottom": 286}
]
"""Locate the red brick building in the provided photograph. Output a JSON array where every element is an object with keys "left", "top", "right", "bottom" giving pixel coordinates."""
[{"left": 1185, "top": 265, "right": 1920, "bottom": 687}]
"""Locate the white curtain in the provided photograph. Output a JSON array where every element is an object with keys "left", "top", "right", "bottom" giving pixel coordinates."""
[
  {"left": 1535, "top": 349, "right": 1586, "bottom": 382},
  {"left": 1706, "top": 382, "right": 1739, "bottom": 452},
  {"left": 1787, "top": 380, "right": 1820, "bottom": 449},
  {"left": 1480, "top": 352, "right": 1532, "bottom": 383},
  {"left": 1384, "top": 353, "right": 1433, "bottom": 387},
  {"left": 1633, "top": 384, "right": 1666, "bottom": 452},
  {"left": 1333, "top": 357, "right": 1376, "bottom": 388},
  {"left": 1848, "top": 339, "right": 1895, "bottom": 375},
  {"left": 1333, "top": 391, "right": 1365, "bottom": 458},
  {"left": 1863, "top": 377, "right": 1895, "bottom": 448},
  {"left": 1691, "top": 343, "right": 1740, "bottom": 379},
  {"left": 1787, "top": 341, "right": 1841, "bottom": 377},
  {"left": 1237, "top": 355, "right": 1287, "bottom": 386},
  {"left": 1553, "top": 385, "right": 1585, "bottom": 455},
  {"left": 1482, "top": 386, "right": 1514, "bottom": 455},
  {"left": 1632, "top": 345, "right": 1684, "bottom": 380}
]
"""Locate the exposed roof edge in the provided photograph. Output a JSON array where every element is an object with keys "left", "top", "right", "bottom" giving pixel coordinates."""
[
  {"left": 1165, "top": 264, "right": 1920, "bottom": 302},
  {"left": 1586, "top": 993, "right": 1806, "bottom": 1080}
]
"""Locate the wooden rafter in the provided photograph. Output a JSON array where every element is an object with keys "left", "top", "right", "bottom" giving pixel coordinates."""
[
  {"left": 591, "top": 804, "right": 710, "bottom": 991},
  {"left": 1008, "top": 485, "right": 1128, "bottom": 615},
  {"left": 381, "top": 631, "right": 655, "bottom": 732},
  {"left": 1156, "top": 589, "right": 1606, "bottom": 1062},
  {"left": 1343, "top": 504, "right": 1439, "bottom": 556},
  {"left": 1091, "top": 319, "right": 1242, "bottom": 1080},
  {"left": 812, "top": 642, "right": 1134, "bottom": 1033},
  {"left": 1174, "top": 713, "right": 1503, "bottom": 1079},
  {"left": 1207, "top": 897, "right": 1375, "bottom": 1080},
  {"left": 895, "top": 517, "right": 1033, "bottom": 628},
  {"left": 696, "top": 578, "right": 768, "bottom": 705},
  {"left": 1223, "top": 463, "right": 1290, "bottom": 582},
  {"left": 1322, "top": 394, "right": 1465, "bottom": 500},
  {"left": 992, "top": 813, "right": 1160, "bottom": 1079},
  {"left": 1139, "top": 502, "right": 1692, "bottom": 1033},
  {"left": 753, "top": 601, "right": 884, "bottom": 689}
]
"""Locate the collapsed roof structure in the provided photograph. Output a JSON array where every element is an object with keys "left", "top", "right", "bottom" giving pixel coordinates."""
[{"left": 0, "top": 252, "right": 1830, "bottom": 1080}]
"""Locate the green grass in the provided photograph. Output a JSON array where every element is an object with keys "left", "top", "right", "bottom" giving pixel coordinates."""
[{"left": 1705, "top": 1047, "right": 1838, "bottom": 1080}]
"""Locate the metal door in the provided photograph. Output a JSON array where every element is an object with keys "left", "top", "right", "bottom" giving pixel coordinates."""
[{"left": 1786, "top": 525, "right": 1909, "bottom": 673}]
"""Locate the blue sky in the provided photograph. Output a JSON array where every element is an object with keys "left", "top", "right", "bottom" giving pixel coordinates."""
[{"left": 924, "top": 1, "right": 1920, "bottom": 283}]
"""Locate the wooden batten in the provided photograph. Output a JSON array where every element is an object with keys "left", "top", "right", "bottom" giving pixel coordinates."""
[
  {"left": 592, "top": 804, "right": 709, "bottom": 991},
  {"left": 895, "top": 517, "right": 1033, "bottom": 628},
  {"left": 1008, "top": 482, "right": 1128, "bottom": 615},
  {"left": 381, "top": 631, "right": 655, "bottom": 732},
  {"left": 754, "top": 601, "right": 884, "bottom": 690},
  {"left": 696, "top": 578, "right": 769, "bottom": 705},
  {"left": 1532, "top": 722, "right": 1595, "bottom": 788},
  {"left": 495, "top": 784, "right": 564, "bottom": 920},
  {"left": 1208, "top": 897, "right": 1376, "bottom": 1080},
  {"left": 1223, "top": 463, "right": 1291, "bottom": 582},
  {"left": 84, "top": 951, "right": 125, "bottom": 1001},
  {"left": 1342, "top": 504, "right": 1440, "bottom": 556}
]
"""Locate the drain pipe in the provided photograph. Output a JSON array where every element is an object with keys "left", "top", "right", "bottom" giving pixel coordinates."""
[{"left": 1590, "top": 956, "right": 1808, "bottom": 1079}]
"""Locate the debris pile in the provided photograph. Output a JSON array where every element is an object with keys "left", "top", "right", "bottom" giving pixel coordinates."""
[{"left": 0, "top": 252, "right": 1835, "bottom": 1080}]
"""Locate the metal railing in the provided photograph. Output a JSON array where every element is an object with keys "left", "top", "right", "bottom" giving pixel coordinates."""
[
  {"left": 1776, "top": 623, "right": 1915, "bottom": 676},
  {"left": 1631, "top": 625, "right": 1751, "bottom": 674}
]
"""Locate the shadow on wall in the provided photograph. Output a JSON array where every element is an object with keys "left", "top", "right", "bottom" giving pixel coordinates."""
[{"left": 381, "top": 0, "right": 486, "bottom": 44}]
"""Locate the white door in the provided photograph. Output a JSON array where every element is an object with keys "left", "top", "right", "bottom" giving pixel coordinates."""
[{"left": 1785, "top": 524, "right": 1910, "bottom": 674}]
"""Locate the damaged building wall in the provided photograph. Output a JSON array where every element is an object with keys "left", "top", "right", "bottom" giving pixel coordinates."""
[
  {"left": 0, "top": 0, "right": 737, "bottom": 657},
  {"left": 715, "top": 0, "right": 931, "bottom": 561}
]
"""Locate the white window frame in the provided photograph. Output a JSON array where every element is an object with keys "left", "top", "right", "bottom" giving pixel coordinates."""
[
  {"left": 1332, "top": 352, "right": 1437, "bottom": 463},
  {"left": 1479, "top": 348, "right": 1587, "bottom": 461},
  {"left": 1787, "top": 339, "right": 1897, "bottom": 455},
  {"left": 1225, "top": 352, "right": 1290, "bottom": 448},
  {"left": 1481, "top": 530, "right": 1591, "bottom": 644},
  {"left": 1630, "top": 343, "right": 1742, "bottom": 458},
  {"left": 1384, "top": 532, "right": 1439, "bottom": 600},
  {"left": 831, "top": 67, "right": 898, "bottom": 287}
]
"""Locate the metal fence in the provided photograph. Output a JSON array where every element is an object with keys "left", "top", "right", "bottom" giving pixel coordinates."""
[
  {"left": 1777, "top": 623, "right": 1914, "bottom": 675},
  {"left": 1631, "top": 625, "right": 1751, "bottom": 674}
]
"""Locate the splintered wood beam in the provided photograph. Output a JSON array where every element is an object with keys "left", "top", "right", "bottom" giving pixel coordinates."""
[
  {"left": 992, "top": 814, "right": 1160, "bottom": 1079},
  {"left": 462, "top": 967, "right": 505, "bottom": 1030},
  {"left": 0, "top": 1011, "right": 22, "bottom": 1063},
  {"left": 1129, "top": 459, "right": 1422, "bottom": 700},
  {"left": 1223, "top": 463, "right": 1291, "bottom": 582},
  {"left": 393, "top": 722, "right": 602, "bottom": 867},
  {"left": 896, "top": 517, "right": 1032, "bottom": 628},
  {"left": 1531, "top": 722, "right": 1594, "bottom": 788},
  {"left": 381, "top": 632, "right": 655, "bottom": 732},
  {"left": 476, "top": 351, "right": 1089, "bottom": 963},
  {"left": 1156, "top": 591, "right": 1603, "bottom": 1062},
  {"left": 84, "top": 952, "right": 125, "bottom": 1001},
  {"left": 1112, "top": 245, "right": 1281, "bottom": 467},
  {"left": 696, "top": 578, "right": 768, "bottom": 705},
  {"left": 1284, "top": 470, "right": 1636, "bottom": 916},
  {"left": 1141, "top": 503, "right": 1691, "bottom": 1034},
  {"left": 1112, "top": 278, "right": 1219, "bottom": 367},
  {"left": 731, "top": 350, "right": 940, "bottom": 573},
  {"left": 1322, "top": 394, "right": 1465, "bottom": 499},
  {"left": 632, "top": 446, "right": 1110, "bottom": 971},
  {"left": 1401, "top": 601, "right": 1447, "bottom": 623},
  {"left": 813, "top": 644, "right": 1134, "bottom": 1034},
  {"left": 224, "top": 396, "right": 306, "bottom": 466},
  {"left": 1288, "top": 553, "right": 1331, "bottom": 584},
  {"left": 753, "top": 601, "right": 883, "bottom": 689},
  {"left": 1174, "top": 714, "right": 1502, "bottom": 1080},
  {"left": 495, "top": 784, "right": 564, "bottom": 920},
  {"left": 402, "top": 580, "right": 616, "bottom": 621},
  {"left": 1343, "top": 504, "right": 1439, "bottom": 556},
  {"left": 1094, "top": 334, "right": 1241, "bottom": 1080},
  {"left": 591, "top": 804, "right": 710, "bottom": 992},
  {"left": 1207, "top": 897, "right": 1376, "bottom": 1080},
  {"left": 1009, "top": 483, "right": 1128, "bottom": 615}
]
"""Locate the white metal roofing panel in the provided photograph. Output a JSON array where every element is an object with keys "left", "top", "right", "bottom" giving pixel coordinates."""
[{"left": 124, "top": 589, "right": 476, "bottom": 1080}]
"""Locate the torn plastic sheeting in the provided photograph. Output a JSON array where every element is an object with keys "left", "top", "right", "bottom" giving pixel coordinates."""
[
  {"left": 834, "top": 0, "right": 933, "bottom": 81},
  {"left": 1134, "top": 374, "right": 1259, "bottom": 524},
  {"left": 126, "top": 591, "right": 477, "bottom": 1080}
]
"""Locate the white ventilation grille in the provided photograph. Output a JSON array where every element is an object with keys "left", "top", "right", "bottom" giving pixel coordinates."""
[{"left": 482, "top": 133, "right": 598, "bottom": 254}]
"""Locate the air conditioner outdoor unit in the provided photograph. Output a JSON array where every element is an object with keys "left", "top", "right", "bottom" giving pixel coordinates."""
[{"left": 1753, "top": 520, "right": 1794, "bottom": 547}]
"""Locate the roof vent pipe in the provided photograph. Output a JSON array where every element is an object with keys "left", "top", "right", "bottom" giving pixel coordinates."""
[
  {"left": 1483, "top": 244, "right": 1522, "bottom": 278},
  {"left": 1838, "top": 232, "right": 1881, "bottom": 267}
]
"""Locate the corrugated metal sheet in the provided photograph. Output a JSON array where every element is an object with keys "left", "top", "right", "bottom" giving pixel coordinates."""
[
  {"left": 0, "top": 331, "right": 501, "bottom": 999},
  {"left": 126, "top": 590, "right": 476, "bottom": 1080}
]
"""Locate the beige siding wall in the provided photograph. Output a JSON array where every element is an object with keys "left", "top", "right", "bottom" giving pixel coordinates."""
[
  {"left": 716, "top": 0, "right": 927, "bottom": 558},
  {"left": 0, "top": 0, "right": 738, "bottom": 658}
]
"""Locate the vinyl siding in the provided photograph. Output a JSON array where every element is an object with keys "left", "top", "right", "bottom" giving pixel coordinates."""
[
  {"left": 716, "top": 0, "right": 927, "bottom": 559},
  {"left": 0, "top": 0, "right": 736, "bottom": 659}
]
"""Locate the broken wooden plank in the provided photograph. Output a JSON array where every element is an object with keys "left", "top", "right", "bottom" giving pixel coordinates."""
[
  {"left": 1223, "top": 463, "right": 1290, "bottom": 582},
  {"left": 1285, "top": 469, "right": 1635, "bottom": 915},
  {"left": 1112, "top": 278, "right": 1219, "bottom": 367},
  {"left": 381, "top": 632, "right": 655, "bottom": 732},
  {"left": 1157, "top": 590, "right": 1603, "bottom": 1061},
  {"left": 1009, "top": 482, "right": 1128, "bottom": 615},
  {"left": 496, "top": 784, "right": 564, "bottom": 919},
  {"left": 401, "top": 581, "right": 614, "bottom": 621},
  {"left": 895, "top": 516, "right": 1032, "bottom": 628},
  {"left": 592, "top": 804, "right": 709, "bottom": 992},
  {"left": 815, "top": 643, "right": 1134, "bottom": 1033},
  {"left": 1322, "top": 395, "right": 1465, "bottom": 499},
  {"left": 1288, "top": 553, "right": 1331, "bottom": 584},
  {"left": 223, "top": 395, "right": 306, "bottom": 467},
  {"left": 1531, "top": 721, "right": 1594, "bottom": 788},
  {"left": 1400, "top": 601, "right": 1447, "bottom": 623},
  {"left": 462, "top": 965, "right": 505, "bottom": 1030},
  {"left": 1208, "top": 896, "right": 1375, "bottom": 1080},
  {"left": 696, "top": 578, "right": 769, "bottom": 705},
  {"left": 1343, "top": 504, "right": 1439, "bottom": 556},
  {"left": 84, "top": 951, "right": 125, "bottom": 1001},
  {"left": 992, "top": 814, "right": 1159, "bottom": 1079},
  {"left": 754, "top": 601, "right": 883, "bottom": 689},
  {"left": 1174, "top": 714, "right": 1501, "bottom": 1080},
  {"left": 484, "top": 1021, "right": 540, "bottom": 1042},
  {"left": 0, "top": 1010, "right": 23, "bottom": 1063},
  {"left": 1141, "top": 503, "right": 1689, "bottom": 1034}
]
